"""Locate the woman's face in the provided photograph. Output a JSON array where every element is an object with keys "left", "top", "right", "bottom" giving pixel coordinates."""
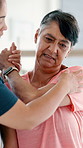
[
  {"left": 0, "top": 0, "right": 7, "bottom": 37},
  {"left": 35, "top": 22, "right": 71, "bottom": 73}
]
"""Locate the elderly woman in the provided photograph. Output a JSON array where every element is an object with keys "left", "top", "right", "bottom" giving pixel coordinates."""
[
  {"left": 1, "top": 9, "right": 83, "bottom": 148},
  {"left": 0, "top": 1, "right": 83, "bottom": 147}
]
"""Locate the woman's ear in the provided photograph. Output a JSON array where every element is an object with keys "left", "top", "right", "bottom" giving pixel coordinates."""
[
  {"left": 65, "top": 48, "right": 72, "bottom": 58},
  {"left": 34, "top": 29, "right": 40, "bottom": 43}
]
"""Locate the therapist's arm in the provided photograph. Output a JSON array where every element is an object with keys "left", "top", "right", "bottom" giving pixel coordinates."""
[
  {"left": 0, "top": 70, "right": 83, "bottom": 130},
  {"left": 5, "top": 69, "right": 82, "bottom": 106},
  {"left": 0, "top": 48, "right": 82, "bottom": 107}
]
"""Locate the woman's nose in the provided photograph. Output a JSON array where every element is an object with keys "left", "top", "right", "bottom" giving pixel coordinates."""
[{"left": 49, "top": 43, "right": 58, "bottom": 54}]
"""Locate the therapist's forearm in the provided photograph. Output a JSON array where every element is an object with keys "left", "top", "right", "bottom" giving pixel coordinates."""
[
  {"left": 6, "top": 70, "right": 38, "bottom": 102},
  {"left": 6, "top": 70, "right": 70, "bottom": 106},
  {"left": 0, "top": 78, "right": 70, "bottom": 130}
]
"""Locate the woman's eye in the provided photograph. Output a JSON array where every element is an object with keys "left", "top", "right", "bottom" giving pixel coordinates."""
[
  {"left": 59, "top": 43, "right": 68, "bottom": 51},
  {"left": 45, "top": 37, "right": 53, "bottom": 42},
  {"left": 0, "top": 19, "right": 2, "bottom": 23},
  {"left": 0, "top": 18, "right": 5, "bottom": 24},
  {"left": 60, "top": 43, "right": 66, "bottom": 47}
]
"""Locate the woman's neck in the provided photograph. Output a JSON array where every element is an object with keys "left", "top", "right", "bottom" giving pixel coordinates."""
[{"left": 28, "top": 64, "right": 67, "bottom": 88}]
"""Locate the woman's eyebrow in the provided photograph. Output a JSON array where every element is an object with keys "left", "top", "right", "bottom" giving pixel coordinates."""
[
  {"left": 0, "top": 16, "right": 5, "bottom": 18},
  {"left": 61, "top": 40, "right": 70, "bottom": 45}
]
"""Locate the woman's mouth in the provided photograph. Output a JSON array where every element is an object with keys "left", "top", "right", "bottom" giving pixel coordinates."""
[{"left": 43, "top": 53, "right": 55, "bottom": 61}]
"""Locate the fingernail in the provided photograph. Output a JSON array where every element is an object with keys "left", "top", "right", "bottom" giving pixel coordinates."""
[{"left": 12, "top": 51, "right": 15, "bottom": 53}]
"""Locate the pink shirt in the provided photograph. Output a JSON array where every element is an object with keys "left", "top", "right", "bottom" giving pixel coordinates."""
[{"left": 16, "top": 66, "right": 83, "bottom": 148}]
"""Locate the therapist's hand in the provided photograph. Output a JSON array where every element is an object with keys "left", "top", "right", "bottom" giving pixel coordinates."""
[
  {"left": 8, "top": 42, "right": 21, "bottom": 71},
  {"left": 0, "top": 48, "right": 13, "bottom": 70}
]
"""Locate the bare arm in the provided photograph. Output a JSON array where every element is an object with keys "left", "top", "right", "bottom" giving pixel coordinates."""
[
  {"left": 0, "top": 44, "right": 70, "bottom": 106},
  {"left": 2, "top": 71, "right": 74, "bottom": 107},
  {"left": 0, "top": 48, "right": 83, "bottom": 130},
  {"left": 0, "top": 46, "right": 77, "bottom": 107},
  {"left": 5, "top": 72, "right": 76, "bottom": 107},
  {"left": 0, "top": 69, "right": 83, "bottom": 130}
]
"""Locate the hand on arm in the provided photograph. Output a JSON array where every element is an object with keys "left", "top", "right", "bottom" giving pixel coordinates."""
[
  {"left": 0, "top": 47, "right": 83, "bottom": 106},
  {"left": 36, "top": 68, "right": 83, "bottom": 106},
  {"left": 0, "top": 69, "right": 83, "bottom": 129},
  {"left": 0, "top": 46, "right": 37, "bottom": 102},
  {"left": 4, "top": 46, "right": 83, "bottom": 107},
  {"left": 2, "top": 45, "right": 71, "bottom": 106},
  {"left": 0, "top": 43, "right": 38, "bottom": 103}
]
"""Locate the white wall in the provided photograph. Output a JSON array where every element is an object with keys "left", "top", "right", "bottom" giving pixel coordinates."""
[
  {"left": 0, "top": 0, "right": 50, "bottom": 50},
  {"left": 0, "top": 0, "right": 61, "bottom": 51},
  {"left": 7, "top": 0, "right": 47, "bottom": 27},
  {"left": 62, "top": 0, "right": 83, "bottom": 49},
  {"left": 0, "top": 0, "right": 83, "bottom": 72}
]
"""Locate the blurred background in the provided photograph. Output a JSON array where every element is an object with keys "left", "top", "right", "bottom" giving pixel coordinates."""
[{"left": 0, "top": 0, "right": 83, "bottom": 73}]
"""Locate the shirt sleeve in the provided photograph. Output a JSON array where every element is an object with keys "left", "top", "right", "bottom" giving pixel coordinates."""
[
  {"left": 0, "top": 77, "right": 18, "bottom": 116},
  {"left": 67, "top": 66, "right": 83, "bottom": 112},
  {"left": 68, "top": 90, "right": 83, "bottom": 112},
  {"left": 49, "top": 66, "right": 83, "bottom": 112}
]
